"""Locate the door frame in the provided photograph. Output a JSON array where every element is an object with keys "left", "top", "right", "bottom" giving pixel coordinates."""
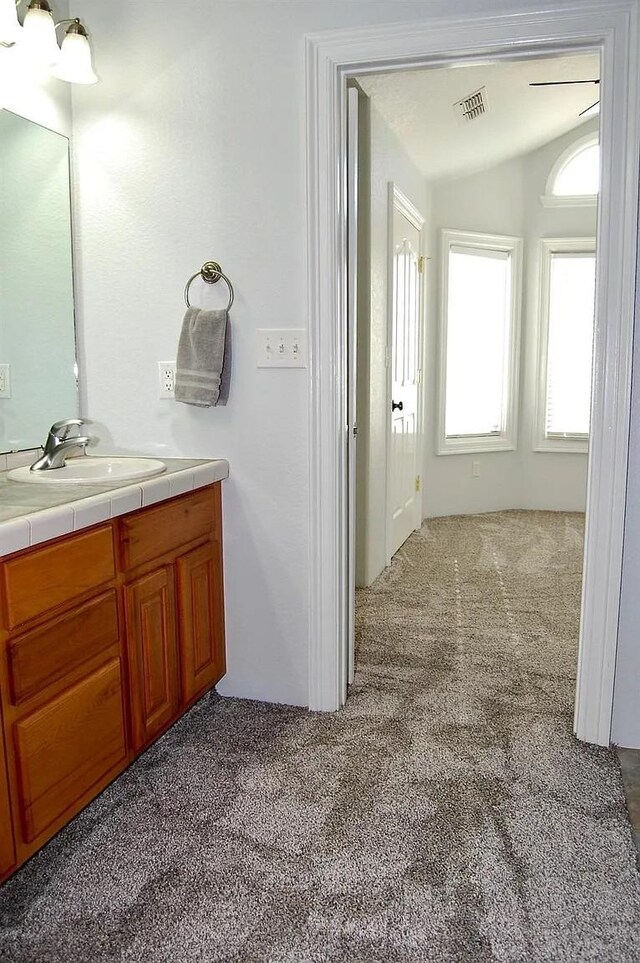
[
  {"left": 385, "top": 183, "right": 426, "bottom": 565},
  {"left": 305, "top": 1, "right": 640, "bottom": 746}
]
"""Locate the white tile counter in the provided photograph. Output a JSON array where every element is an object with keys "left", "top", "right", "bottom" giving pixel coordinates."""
[{"left": 0, "top": 458, "right": 229, "bottom": 556}]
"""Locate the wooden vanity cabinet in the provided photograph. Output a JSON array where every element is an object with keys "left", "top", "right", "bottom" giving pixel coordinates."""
[{"left": 0, "top": 483, "right": 226, "bottom": 884}]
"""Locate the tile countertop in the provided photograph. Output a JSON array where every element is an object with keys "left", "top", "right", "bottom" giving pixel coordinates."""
[{"left": 0, "top": 457, "right": 229, "bottom": 557}]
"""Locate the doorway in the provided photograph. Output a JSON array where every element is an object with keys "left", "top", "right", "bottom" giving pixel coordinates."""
[
  {"left": 306, "top": 3, "right": 640, "bottom": 747},
  {"left": 351, "top": 52, "right": 599, "bottom": 680}
]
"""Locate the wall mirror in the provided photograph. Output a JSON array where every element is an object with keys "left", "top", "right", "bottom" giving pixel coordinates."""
[{"left": 0, "top": 108, "right": 79, "bottom": 454}]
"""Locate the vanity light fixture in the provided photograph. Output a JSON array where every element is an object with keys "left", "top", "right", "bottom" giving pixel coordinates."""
[{"left": 0, "top": 0, "right": 97, "bottom": 84}]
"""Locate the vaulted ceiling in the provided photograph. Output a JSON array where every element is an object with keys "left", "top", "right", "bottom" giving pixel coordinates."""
[{"left": 357, "top": 52, "right": 600, "bottom": 182}]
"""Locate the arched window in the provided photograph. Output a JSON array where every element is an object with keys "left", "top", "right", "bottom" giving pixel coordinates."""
[
  {"left": 542, "top": 134, "right": 599, "bottom": 207},
  {"left": 553, "top": 141, "right": 599, "bottom": 195}
]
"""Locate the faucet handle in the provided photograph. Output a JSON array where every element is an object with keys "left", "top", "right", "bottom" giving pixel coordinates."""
[{"left": 50, "top": 418, "right": 85, "bottom": 440}]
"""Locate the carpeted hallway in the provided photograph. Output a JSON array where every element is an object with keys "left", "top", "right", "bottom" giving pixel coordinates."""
[{"left": 1, "top": 510, "right": 639, "bottom": 962}]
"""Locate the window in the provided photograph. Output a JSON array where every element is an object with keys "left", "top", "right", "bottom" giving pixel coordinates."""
[
  {"left": 553, "top": 142, "right": 599, "bottom": 196},
  {"left": 542, "top": 134, "right": 599, "bottom": 207},
  {"left": 439, "top": 230, "right": 522, "bottom": 454},
  {"left": 536, "top": 238, "right": 596, "bottom": 452}
]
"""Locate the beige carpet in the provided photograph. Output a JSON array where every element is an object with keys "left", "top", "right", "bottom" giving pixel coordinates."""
[{"left": 1, "top": 510, "right": 639, "bottom": 962}]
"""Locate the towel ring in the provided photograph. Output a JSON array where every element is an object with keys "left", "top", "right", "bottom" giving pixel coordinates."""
[{"left": 184, "top": 261, "right": 234, "bottom": 310}]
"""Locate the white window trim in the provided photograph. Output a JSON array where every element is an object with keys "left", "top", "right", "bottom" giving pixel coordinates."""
[
  {"left": 540, "top": 132, "right": 599, "bottom": 208},
  {"left": 534, "top": 237, "right": 596, "bottom": 453},
  {"left": 437, "top": 229, "right": 522, "bottom": 455}
]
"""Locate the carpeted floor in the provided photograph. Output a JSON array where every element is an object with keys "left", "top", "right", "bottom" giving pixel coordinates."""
[{"left": 1, "top": 510, "right": 639, "bottom": 962}]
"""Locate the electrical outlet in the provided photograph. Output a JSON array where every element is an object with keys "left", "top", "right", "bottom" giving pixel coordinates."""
[
  {"left": 158, "top": 362, "right": 176, "bottom": 399},
  {"left": 472, "top": 460, "right": 480, "bottom": 478},
  {"left": 257, "top": 329, "right": 307, "bottom": 368},
  {"left": 0, "top": 364, "right": 11, "bottom": 399}
]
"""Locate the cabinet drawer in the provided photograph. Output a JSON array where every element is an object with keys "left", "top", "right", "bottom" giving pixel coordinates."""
[
  {"left": 8, "top": 592, "right": 119, "bottom": 705},
  {"left": 2, "top": 526, "right": 116, "bottom": 629},
  {"left": 13, "top": 659, "right": 126, "bottom": 843},
  {"left": 120, "top": 487, "right": 218, "bottom": 572}
]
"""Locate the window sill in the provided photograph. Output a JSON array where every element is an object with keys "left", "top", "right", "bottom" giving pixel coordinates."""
[
  {"left": 534, "top": 439, "right": 589, "bottom": 454},
  {"left": 540, "top": 194, "right": 597, "bottom": 208},
  {"left": 438, "top": 436, "right": 516, "bottom": 456}
]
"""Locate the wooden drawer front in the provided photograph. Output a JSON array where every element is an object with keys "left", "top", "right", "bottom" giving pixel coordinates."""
[
  {"left": 14, "top": 659, "right": 126, "bottom": 844},
  {"left": 0, "top": 710, "right": 15, "bottom": 876},
  {"left": 126, "top": 568, "right": 179, "bottom": 750},
  {"left": 120, "top": 487, "right": 218, "bottom": 572},
  {"left": 178, "top": 542, "right": 226, "bottom": 703},
  {"left": 8, "top": 592, "right": 119, "bottom": 705},
  {"left": 3, "top": 526, "right": 115, "bottom": 630}
]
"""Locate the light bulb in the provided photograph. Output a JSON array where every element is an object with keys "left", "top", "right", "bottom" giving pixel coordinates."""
[
  {"left": 50, "top": 22, "right": 97, "bottom": 84},
  {"left": 0, "top": 0, "right": 21, "bottom": 45},
  {"left": 21, "top": 0, "right": 59, "bottom": 65}
]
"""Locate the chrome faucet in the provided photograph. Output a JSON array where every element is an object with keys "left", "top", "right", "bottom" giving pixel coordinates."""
[{"left": 30, "top": 419, "right": 94, "bottom": 472}]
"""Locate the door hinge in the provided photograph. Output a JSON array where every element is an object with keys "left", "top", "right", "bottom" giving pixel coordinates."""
[
  {"left": 418, "top": 255, "right": 426, "bottom": 274},
  {"left": 415, "top": 475, "right": 421, "bottom": 493}
]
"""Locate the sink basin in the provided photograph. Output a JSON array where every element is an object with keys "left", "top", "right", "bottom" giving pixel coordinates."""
[{"left": 8, "top": 457, "right": 166, "bottom": 485}]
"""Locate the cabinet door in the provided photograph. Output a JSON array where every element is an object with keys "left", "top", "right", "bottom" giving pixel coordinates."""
[
  {"left": 177, "top": 541, "right": 226, "bottom": 704},
  {"left": 0, "top": 709, "right": 15, "bottom": 876},
  {"left": 125, "top": 567, "right": 179, "bottom": 751},
  {"left": 13, "top": 659, "right": 126, "bottom": 844}
]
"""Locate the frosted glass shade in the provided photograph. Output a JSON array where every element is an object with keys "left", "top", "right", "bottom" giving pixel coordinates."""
[
  {"left": 0, "top": 0, "right": 22, "bottom": 45},
  {"left": 21, "top": 5, "right": 59, "bottom": 65},
  {"left": 51, "top": 29, "right": 97, "bottom": 84}
]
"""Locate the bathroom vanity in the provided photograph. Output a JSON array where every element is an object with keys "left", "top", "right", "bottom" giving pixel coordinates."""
[{"left": 0, "top": 458, "right": 228, "bottom": 883}]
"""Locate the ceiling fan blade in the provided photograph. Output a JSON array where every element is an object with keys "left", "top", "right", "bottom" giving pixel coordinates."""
[
  {"left": 579, "top": 100, "right": 600, "bottom": 118},
  {"left": 529, "top": 79, "right": 600, "bottom": 86}
]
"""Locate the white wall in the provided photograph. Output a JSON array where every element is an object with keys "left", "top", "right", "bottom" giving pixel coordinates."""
[
  {"left": 423, "top": 119, "right": 597, "bottom": 517},
  {"left": 69, "top": 0, "right": 450, "bottom": 706},
  {"left": 57, "top": 0, "right": 640, "bottom": 736},
  {"left": 356, "top": 96, "right": 431, "bottom": 587}
]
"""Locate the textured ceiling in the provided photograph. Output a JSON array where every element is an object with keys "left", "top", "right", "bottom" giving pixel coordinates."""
[{"left": 357, "top": 52, "right": 600, "bottom": 182}]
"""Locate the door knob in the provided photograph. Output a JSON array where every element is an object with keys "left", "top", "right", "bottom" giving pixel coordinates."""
[{"left": 392, "top": 400, "right": 403, "bottom": 412}]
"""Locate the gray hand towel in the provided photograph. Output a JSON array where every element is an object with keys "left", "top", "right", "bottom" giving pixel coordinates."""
[{"left": 175, "top": 307, "right": 228, "bottom": 407}]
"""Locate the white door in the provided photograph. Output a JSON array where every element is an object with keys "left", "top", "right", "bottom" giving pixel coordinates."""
[{"left": 388, "top": 185, "right": 424, "bottom": 558}]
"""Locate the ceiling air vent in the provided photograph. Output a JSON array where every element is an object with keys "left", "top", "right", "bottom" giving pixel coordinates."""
[{"left": 454, "top": 87, "right": 488, "bottom": 123}]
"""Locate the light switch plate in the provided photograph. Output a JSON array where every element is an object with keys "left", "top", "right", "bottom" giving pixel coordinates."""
[{"left": 257, "top": 329, "right": 307, "bottom": 368}]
